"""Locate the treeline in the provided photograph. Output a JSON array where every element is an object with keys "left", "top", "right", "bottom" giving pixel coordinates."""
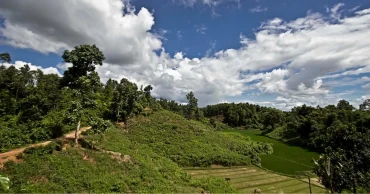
[
  {"left": 202, "top": 103, "right": 283, "bottom": 130},
  {"left": 0, "top": 45, "right": 162, "bottom": 152}
]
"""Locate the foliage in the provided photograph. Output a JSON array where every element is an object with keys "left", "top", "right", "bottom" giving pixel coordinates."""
[
  {"left": 202, "top": 102, "right": 276, "bottom": 129},
  {"left": 117, "top": 110, "right": 272, "bottom": 167},
  {"left": 88, "top": 117, "right": 112, "bottom": 134},
  {"left": 0, "top": 53, "right": 11, "bottom": 63},
  {"left": 23, "top": 143, "right": 61, "bottom": 156},
  {"left": 359, "top": 99, "right": 370, "bottom": 110},
  {"left": 0, "top": 173, "right": 10, "bottom": 192},
  {"left": 2, "top": 45, "right": 370, "bottom": 192},
  {"left": 61, "top": 44, "right": 105, "bottom": 87},
  {"left": 1, "top": 122, "right": 246, "bottom": 193}
]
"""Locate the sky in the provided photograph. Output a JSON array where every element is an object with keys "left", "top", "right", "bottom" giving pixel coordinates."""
[{"left": 0, "top": 0, "right": 370, "bottom": 110}]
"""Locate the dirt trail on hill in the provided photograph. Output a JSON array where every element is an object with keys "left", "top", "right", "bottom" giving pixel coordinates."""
[{"left": 0, "top": 126, "right": 91, "bottom": 168}]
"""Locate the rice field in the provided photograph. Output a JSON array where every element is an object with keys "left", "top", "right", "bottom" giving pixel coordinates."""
[
  {"left": 222, "top": 130, "right": 320, "bottom": 175},
  {"left": 185, "top": 166, "right": 328, "bottom": 194}
]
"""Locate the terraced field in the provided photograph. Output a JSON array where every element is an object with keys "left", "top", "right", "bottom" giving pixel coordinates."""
[{"left": 186, "top": 167, "right": 327, "bottom": 194}]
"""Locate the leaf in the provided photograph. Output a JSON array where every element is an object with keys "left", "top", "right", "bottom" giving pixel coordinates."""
[{"left": 0, "top": 174, "right": 10, "bottom": 191}]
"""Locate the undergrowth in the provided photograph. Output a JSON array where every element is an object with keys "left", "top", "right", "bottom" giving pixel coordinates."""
[{"left": 1, "top": 110, "right": 271, "bottom": 193}]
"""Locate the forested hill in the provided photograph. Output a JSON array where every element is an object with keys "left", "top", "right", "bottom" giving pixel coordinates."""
[{"left": 1, "top": 45, "right": 370, "bottom": 193}]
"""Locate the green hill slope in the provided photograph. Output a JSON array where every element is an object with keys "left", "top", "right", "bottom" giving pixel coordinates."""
[{"left": 0, "top": 110, "right": 272, "bottom": 193}]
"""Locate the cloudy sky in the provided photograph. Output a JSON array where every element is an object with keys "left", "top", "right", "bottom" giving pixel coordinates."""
[{"left": 0, "top": 0, "right": 370, "bottom": 110}]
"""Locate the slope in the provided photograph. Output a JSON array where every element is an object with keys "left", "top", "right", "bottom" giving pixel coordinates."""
[{"left": 0, "top": 110, "right": 271, "bottom": 193}]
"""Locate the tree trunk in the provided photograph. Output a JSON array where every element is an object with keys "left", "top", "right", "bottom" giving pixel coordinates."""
[
  {"left": 308, "top": 176, "right": 312, "bottom": 194},
  {"left": 330, "top": 182, "right": 334, "bottom": 194},
  {"left": 75, "top": 119, "right": 81, "bottom": 146},
  {"left": 353, "top": 181, "right": 357, "bottom": 194}
]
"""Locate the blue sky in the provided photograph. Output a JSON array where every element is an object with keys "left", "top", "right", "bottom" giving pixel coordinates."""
[{"left": 0, "top": 0, "right": 370, "bottom": 110}]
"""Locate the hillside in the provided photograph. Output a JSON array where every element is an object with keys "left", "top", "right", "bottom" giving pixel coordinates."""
[{"left": 0, "top": 110, "right": 272, "bottom": 193}]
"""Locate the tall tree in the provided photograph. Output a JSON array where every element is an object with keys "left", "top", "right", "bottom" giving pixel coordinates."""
[
  {"left": 337, "top": 99, "right": 354, "bottom": 111},
  {"left": 61, "top": 44, "right": 105, "bottom": 87},
  {"left": 186, "top": 91, "right": 198, "bottom": 119},
  {"left": 61, "top": 45, "right": 105, "bottom": 144},
  {"left": 359, "top": 99, "right": 370, "bottom": 110},
  {"left": 111, "top": 78, "right": 139, "bottom": 122},
  {"left": 0, "top": 53, "right": 11, "bottom": 64},
  {"left": 65, "top": 73, "right": 100, "bottom": 145}
]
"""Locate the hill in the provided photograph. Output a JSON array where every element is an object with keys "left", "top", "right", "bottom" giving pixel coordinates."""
[{"left": 0, "top": 110, "right": 272, "bottom": 193}]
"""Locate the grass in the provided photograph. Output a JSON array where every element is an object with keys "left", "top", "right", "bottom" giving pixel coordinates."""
[
  {"left": 223, "top": 129, "right": 320, "bottom": 175},
  {"left": 1, "top": 111, "right": 271, "bottom": 193},
  {"left": 185, "top": 167, "right": 328, "bottom": 194},
  {"left": 122, "top": 111, "right": 273, "bottom": 167}
]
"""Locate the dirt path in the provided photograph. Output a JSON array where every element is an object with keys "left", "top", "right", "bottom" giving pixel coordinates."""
[{"left": 0, "top": 126, "right": 91, "bottom": 168}]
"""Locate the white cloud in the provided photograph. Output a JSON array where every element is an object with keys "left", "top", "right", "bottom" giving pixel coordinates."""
[
  {"left": 0, "top": 0, "right": 161, "bottom": 65},
  {"left": 250, "top": 5, "right": 268, "bottom": 13},
  {"left": 0, "top": 1, "right": 370, "bottom": 109},
  {"left": 205, "top": 40, "right": 217, "bottom": 57},
  {"left": 356, "top": 8, "right": 370, "bottom": 15},
  {"left": 2, "top": 61, "right": 61, "bottom": 76},
  {"left": 176, "top": 30, "right": 183, "bottom": 40},
  {"left": 349, "top": 6, "right": 361, "bottom": 12},
  {"left": 174, "top": 0, "right": 241, "bottom": 16},
  {"left": 175, "top": 0, "right": 239, "bottom": 7},
  {"left": 323, "top": 76, "right": 370, "bottom": 87},
  {"left": 330, "top": 3, "right": 345, "bottom": 19},
  {"left": 362, "top": 83, "right": 370, "bottom": 89},
  {"left": 195, "top": 24, "right": 207, "bottom": 34}
]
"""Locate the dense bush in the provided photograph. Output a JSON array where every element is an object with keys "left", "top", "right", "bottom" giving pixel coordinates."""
[{"left": 123, "top": 110, "right": 272, "bottom": 167}]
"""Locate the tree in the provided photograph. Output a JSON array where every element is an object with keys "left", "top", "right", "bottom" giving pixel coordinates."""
[
  {"left": 60, "top": 45, "right": 105, "bottom": 144},
  {"left": 111, "top": 78, "right": 140, "bottom": 122},
  {"left": 0, "top": 53, "right": 11, "bottom": 64},
  {"left": 143, "top": 85, "right": 153, "bottom": 99},
  {"left": 262, "top": 109, "right": 283, "bottom": 132},
  {"left": 65, "top": 74, "right": 100, "bottom": 145},
  {"left": 313, "top": 154, "right": 342, "bottom": 193},
  {"left": 313, "top": 122, "right": 370, "bottom": 193},
  {"left": 359, "top": 99, "right": 370, "bottom": 110},
  {"left": 186, "top": 91, "right": 198, "bottom": 119},
  {"left": 61, "top": 44, "right": 105, "bottom": 87},
  {"left": 337, "top": 99, "right": 354, "bottom": 111}
]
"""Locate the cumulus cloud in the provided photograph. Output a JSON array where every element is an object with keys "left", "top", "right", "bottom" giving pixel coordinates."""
[
  {"left": 0, "top": 0, "right": 161, "bottom": 65},
  {"left": 0, "top": 1, "right": 370, "bottom": 109},
  {"left": 2, "top": 61, "right": 61, "bottom": 76}
]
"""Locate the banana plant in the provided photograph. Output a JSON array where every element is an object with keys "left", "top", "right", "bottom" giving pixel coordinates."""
[{"left": 0, "top": 174, "right": 10, "bottom": 191}]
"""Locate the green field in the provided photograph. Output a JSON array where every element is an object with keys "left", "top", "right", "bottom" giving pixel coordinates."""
[
  {"left": 223, "top": 130, "right": 320, "bottom": 175},
  {"left": 185, "top": 167, "right": 327, "bottom": 193}
]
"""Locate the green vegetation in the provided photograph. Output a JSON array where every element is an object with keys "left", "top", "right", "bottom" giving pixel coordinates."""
[
  {"left": 185, "top": 167, "right": 327, "bottom": 193},
  {"left": 203, "top": 100, "right": 370, "bottom": 193},
  {"left": 91, "top": 110, "right": 272, "bottom": 167},
  {"left": 0, "top": 46, "right": 157, "bottom": 152},
  {"left": 223, "top": 130, "right": 319, "bottom": 175},
  {"left": 0, "top": 110, "right": 271, "bottom": 192},
  {"left": 1, "top": 45, "right": 370, "bottom": 193}
]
